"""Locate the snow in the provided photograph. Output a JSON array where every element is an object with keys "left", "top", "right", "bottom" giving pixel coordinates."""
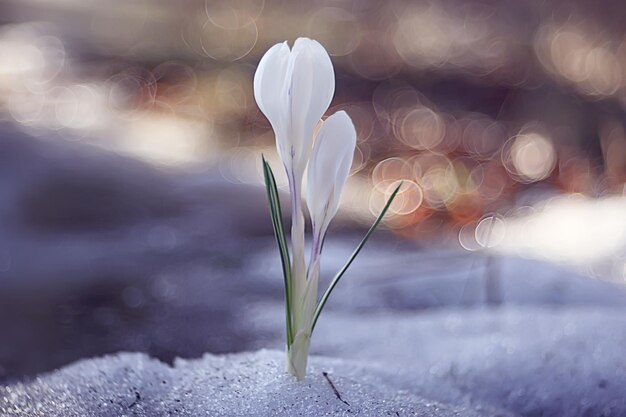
[
  {"left": 311, "top": 306, "right": 626, "bottom": 417},
  {"left": 244, "top": 304, "right": 626, "bottom": 417},
  {"left": 3, "top": 305, "right": 626, "bottom": 416},
  {"left": 0, "top": 351, "right": 485, "bottom": 417}
]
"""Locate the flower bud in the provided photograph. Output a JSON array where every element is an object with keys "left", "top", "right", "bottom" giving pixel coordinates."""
[
  {"left": 253, "top": 38, "right": 335, "bottom": 176},
  {"left": 306, "top": 111, "right": 356, "bottom": 242}
]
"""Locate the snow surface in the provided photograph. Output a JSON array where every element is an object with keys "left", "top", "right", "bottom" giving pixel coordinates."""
[
  {"left": 0, "top": 350, "right": 485, "bottom": 417},
  {"left": 246, "top": 305, "right": 626, "bottom": 417},
  {"left": 3, "top": 305, "right": 626, "bottom": 416},
  {"left": 313, "top": 306, "right": 626, "bottom": 417}
]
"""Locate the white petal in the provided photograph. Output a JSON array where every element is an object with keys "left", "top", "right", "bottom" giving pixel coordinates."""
[
  {"left": 306, "top": 111, "right": 356, "bottom": 236},
  {"left": 253, "top": 42, "right": 290, "bottom": 158},
  {"left": 283, "top": 38, "right": 335, "bottom": 174}
]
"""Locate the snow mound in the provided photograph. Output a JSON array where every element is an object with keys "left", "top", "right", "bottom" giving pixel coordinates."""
[{"left": 0, "top": 350, "right": 487, "bottom": 417}]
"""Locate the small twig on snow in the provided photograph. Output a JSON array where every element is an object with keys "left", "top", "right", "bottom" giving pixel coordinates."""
[{"left": 322, "top": 371, "right": 350, "bottom": 407}]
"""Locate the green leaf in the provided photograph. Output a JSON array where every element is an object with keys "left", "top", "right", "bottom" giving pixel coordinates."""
[
  {"left": 311, "top": 182, "right": 403, "bottom": 332},
  {"left": 262, "top": 156, "right": 294, "bottom": 346}
]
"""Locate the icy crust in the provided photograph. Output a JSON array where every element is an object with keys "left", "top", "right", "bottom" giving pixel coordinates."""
[{"left": 0, "top": 350, "right": 484, "bottom": 417}]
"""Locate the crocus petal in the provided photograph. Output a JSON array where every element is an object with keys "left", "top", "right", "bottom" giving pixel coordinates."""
[
  {"left": 283, "top": 38, "right": 335, "bottom": 175},
  {"left": 306, "top": 111, "right": 356, "bottom": 239},
  {"left": 253, "top": 41, "right": 290, "bottom": 159}
]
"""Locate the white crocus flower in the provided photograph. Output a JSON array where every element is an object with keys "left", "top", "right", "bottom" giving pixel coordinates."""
[
  {"left": 254, "top": 38, "right": 334, "bottom": 179},
  {"left": 254, "top": 38, "right": 335, "bottom": 379},
  {"left": 256, "top": 38, "right": 401, "bottom": 381}
]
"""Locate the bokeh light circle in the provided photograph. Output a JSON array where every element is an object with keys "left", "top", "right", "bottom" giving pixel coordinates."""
[
  {"left": 372, "top": 157, "right": 412, "bottom": 192},
  {"left": 397, "top": 107, "right": 445, "bottom": 150},
  {"left": 369, "top": 180, "right": 423, "bottom": 217},
  {"left": 475, "top": 215, "right": 506, "bottom": 248},
  {"left": 200, "top": 17, "right": 258, "bottom": 61},
  {"left": 205, "top": 0, "right": 265, "bottom": 29},
  {"left": 509, "top": 133, "right": 556, "bottom": 183}
]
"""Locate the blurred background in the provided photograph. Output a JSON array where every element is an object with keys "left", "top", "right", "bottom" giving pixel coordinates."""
[{"left": 0, "top": 0, "right": 625, "bottom": 383}]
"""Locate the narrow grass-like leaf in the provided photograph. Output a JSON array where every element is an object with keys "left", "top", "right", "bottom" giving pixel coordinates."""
[
  {"left": 311, "top": 182, "right": 403, "bottom": 332},
  {"left": 262, "top": 157, "right": 293, "bottom": 346}
]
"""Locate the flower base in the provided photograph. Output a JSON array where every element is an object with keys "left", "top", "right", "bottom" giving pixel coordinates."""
[{"left": 286, "top": 331, "right": 311, "bottom": 380}]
